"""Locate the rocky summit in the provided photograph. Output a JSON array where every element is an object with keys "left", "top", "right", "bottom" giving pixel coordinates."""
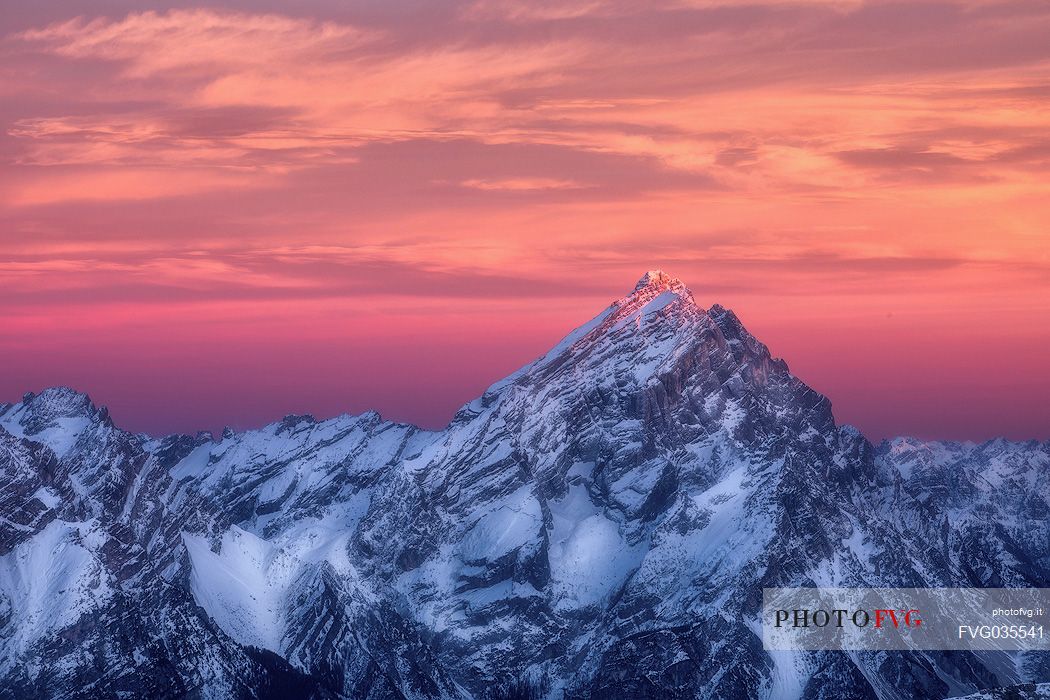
[{"left": 1, "top": 272, "right": 1048, "bottom": 699}]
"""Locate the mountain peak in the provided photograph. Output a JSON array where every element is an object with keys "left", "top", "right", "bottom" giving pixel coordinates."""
[
  {"left": 618, "top": 269, "right": 694, "bottom": 315},
  {"left": 6, "top": 386, "right": 112, "bottom": 436},
  {"left": 633, "top": 269, "right": 682, "bottom": 292},
  {"left": 20, "top": 386, "right": 95, "bottom": 419}
]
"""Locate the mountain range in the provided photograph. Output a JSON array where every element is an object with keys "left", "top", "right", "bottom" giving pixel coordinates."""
[{"left": 1, "top": 271, "right": 1048, "bottom": 699}]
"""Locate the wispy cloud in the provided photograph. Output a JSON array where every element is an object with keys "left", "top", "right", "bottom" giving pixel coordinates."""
[
  {"left": 16, "top": 10, "right": 370, "bottom": 76},
  {"left": 459, "top": 177, "right": 589, "bottom": 190}
]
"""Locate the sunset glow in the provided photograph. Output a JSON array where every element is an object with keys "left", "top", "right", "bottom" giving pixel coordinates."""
[{"left": 2, "top": 1, "right": 1048, "bottom": 440}]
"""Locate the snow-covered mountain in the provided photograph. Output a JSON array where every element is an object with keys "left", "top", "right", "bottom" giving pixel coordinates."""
[{"left": 1, "top": 271, "right": 1048, "bottom": 700}]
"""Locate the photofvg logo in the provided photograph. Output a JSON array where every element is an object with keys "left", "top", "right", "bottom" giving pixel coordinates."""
[
  {"left": 763, "top": 588, "right": 1050, "bottom": 651},
  {"left": 773, "top": 607, "right": 922, "bottom": 631}
]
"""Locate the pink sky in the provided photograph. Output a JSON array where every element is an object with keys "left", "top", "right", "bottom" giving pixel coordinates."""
[{"left": 1, "top": 0, "right": 1048, "bottom": 441}]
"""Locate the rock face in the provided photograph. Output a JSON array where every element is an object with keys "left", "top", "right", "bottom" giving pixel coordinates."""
[{"left": 0, "top": 271, "right": 1047, "bottom": 700}]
